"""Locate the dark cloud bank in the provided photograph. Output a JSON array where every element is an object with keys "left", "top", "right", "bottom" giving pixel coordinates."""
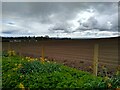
[{"left": 1, "top": 2, "right": 119, "bottom": 38}]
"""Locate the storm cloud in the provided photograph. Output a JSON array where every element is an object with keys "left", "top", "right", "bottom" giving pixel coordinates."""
[{"left": 1, "top": 2, "right": 119, "bottom": 38}]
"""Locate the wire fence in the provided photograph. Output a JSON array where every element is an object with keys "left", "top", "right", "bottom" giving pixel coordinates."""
[{"left": 2, "top": 38, "right": 119, "bottom": 76}]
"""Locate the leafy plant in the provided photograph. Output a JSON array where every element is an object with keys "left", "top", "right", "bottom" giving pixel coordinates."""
[{"left": 2, "top": 55, "right": 120, "bottom": 89}]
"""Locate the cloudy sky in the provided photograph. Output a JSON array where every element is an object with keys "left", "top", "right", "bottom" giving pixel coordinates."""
[{"left": 1, "top": 2, "right": 120, "bottom": 38}]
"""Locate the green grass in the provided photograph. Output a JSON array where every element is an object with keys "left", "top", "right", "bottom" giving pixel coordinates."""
[{"left": 2, "top": 54, "right": 120, "bottom": 89}]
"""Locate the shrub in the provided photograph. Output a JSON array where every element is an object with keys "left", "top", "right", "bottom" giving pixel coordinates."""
[{"left": 2, "top": 55, "right": 120, "bottom": 89}]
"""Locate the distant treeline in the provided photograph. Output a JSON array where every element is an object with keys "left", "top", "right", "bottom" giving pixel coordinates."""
[
  {"left": 2, "top": 36, "right": 72, "bottom": 42},
  {"left": 1, "top": 36, "right": 120, "bottom": 42}
]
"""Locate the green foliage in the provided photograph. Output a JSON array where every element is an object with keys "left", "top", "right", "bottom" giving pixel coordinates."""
[
  {"left": 2, "top": 50, "right": 16, "bottom": 57},
  {"left": 2, "top": 55, "right": 120, "bottom": 89},
  {"left": 18, "top": 61, "right": 62, "bottom": 74},
  {"left": 8, "top": 50, "right": 16, "bottom": 56},
  {"left": 103, "top": 75, "right": 120, "bottom": 89},
  {"left": 2, "top": 50, "right": 9, "bottom": 57}
]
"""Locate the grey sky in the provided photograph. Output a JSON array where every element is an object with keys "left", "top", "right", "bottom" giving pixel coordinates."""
[
  {"left": 1, "top": 0, "right": 120, "bottom": 2},
  {"left": 1, "top": 2, "right": 119, "bottom": 38}
]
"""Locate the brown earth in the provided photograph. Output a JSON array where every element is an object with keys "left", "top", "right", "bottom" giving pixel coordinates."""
[{"left": 2, "top": 37, "right": 119, "bottom": 75}]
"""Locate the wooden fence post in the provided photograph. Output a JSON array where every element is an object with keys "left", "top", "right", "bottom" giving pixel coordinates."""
[
  {"left": 93, "top": 44, "right": 99, "bottom": 76},
  {"left": 8, "top": 42, "right": 11, "bottom": 61},
  {"left": 41, "top": 45, "right": 45, "bottom": 63}
]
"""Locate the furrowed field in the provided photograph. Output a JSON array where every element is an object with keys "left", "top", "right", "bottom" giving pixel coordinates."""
[{"left": 2, "top": 37, "right": 119, "bottom": 74}]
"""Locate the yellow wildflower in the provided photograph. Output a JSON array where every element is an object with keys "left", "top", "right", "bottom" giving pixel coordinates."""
[
  {"left": 8, "top": 50, "right": 16, "bottom": 56},
  {"left": 15, "top": 63, "right": 17, "bottom": 66},
  {"left": 8, "top": 74, "right": 10, "bottom": 77},
  {"left": 104, "top": 76, "right": 109, "bottom": 81},
  {"left": 25, "top": 57, "right": 27, "bottom": 59},
  {"left": 88, "top": 66, "right": 92, "bottom": 69},
  {"left": 102, "top": 65, "right": 105, "bottom": 69},
  {"left": 12, "top": 68, "right": 18, "bottom": 71},
  {"left": 40, "top": 57, "right": 42, "bottom": 60},
  {"left": 108, "top": 83, "right": 112, "bottom": 88},
  {"left": 47, "top": 61, "right": 50, "bottom": 63},
  {"left": 19, "top": 83, "right": 25, "bottom": 88},
  {"left": 27, "top": 60, "right": 30, "bottom": 62},
  {"left": 41, "top": 58, "right": 45, "bottom": 63},
  {"left": 20, "top": 75, "right": 24, "bottom": 79},
  {"left": 25, "top": 56, "right": 30, "bottom": 60},
  {"left": 20, "top": 75, "right": 22, "bottom": 78},
  {"left": 18, "top": 64, "right": 22, "bottom": 68},
  {"left": 35, "top": 58, "right": 38, "bottom": 60},
  {"left": 30, "top": 58, "right": 34, "bottom": 61},
  {"left": 45, "top": 58, "right": 47, "bottom": 61}
]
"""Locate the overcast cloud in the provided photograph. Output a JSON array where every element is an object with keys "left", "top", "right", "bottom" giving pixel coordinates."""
[{"left": 1, "top": 2, "right": 119, "bottom": 38}]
